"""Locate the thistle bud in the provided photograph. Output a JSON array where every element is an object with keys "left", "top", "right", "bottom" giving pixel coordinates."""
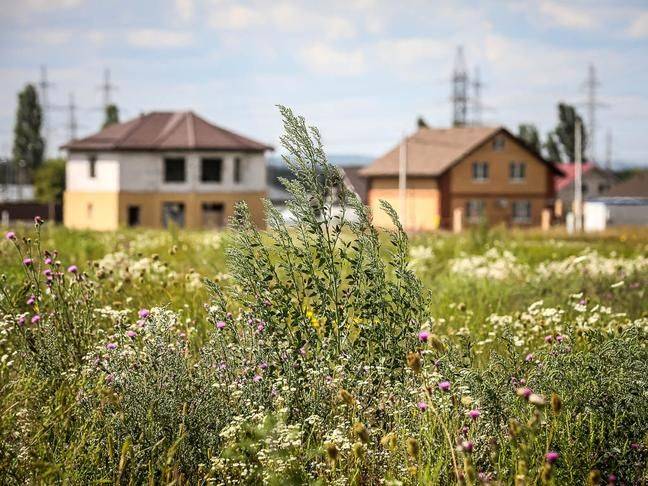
[
  {"left": 325, "top": 442, "right": 339, "bottom": 464},
  {"left": 381, "top": 432, "right": 398, "bottom": 451},
  {"left": 352, "top": 442, "right": 364, "bottom": 459},
  {"left": 353, "top": 422, "right": 370, "bottom": 444},
  {"left": 339, "top": 388, "right": 355, "bottom": 406},
  {"left": 551, "top": 393, "right": 562, "bottom": 414},
  {"left": 406, "top": 438, "right": 419, "bottom": 459},
  {"left": 508, "top": 419, "right": 522, "bottom": 438},
  {"left": 407, "top": 352, "right": 422, "bottom": 373},
  {"left": 429, "top": 334, "right": 445, "bottom": 353}
]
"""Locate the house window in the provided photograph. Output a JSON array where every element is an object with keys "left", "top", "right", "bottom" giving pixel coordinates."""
[
  {"left": 127, "top": 205, "right": 140, "bottom": 227},
  {"left": 201, "top": 203, "right": 225, "bottom": 228},
  {"left": 233, "top": 157, "right": 243, "bottom": 184},
  {"left": 598, "top": 183, "right": 609, "bottom": 193},
  {"left": 472, "top": 162, "right": 489, "bottom": 181},
  {"left": 164, "top": 158, "right": 186, "bottom": 183},
  {"left": 582, "top": 184, "right": 588, "bottom": 195},
  {"left": 201, "top": 158, "right": 222, "bottom": 182},
  {"left": 466, "top": 200, "right": 485, "bottom": 221},
  {"left": 89, "top": 156, "right": 97, "bottom": 178},
  {"left": 509, "top": 162, "right": 526, "bottom": 181},
  {"left": 162, "top": 202, "right": 185, "bottom": 228},
  {"left": 512, "top": 201, "right": 531, "bottom": 223},
  {"left": 492, "top": 134, "right": 505, "bottom": 150}
]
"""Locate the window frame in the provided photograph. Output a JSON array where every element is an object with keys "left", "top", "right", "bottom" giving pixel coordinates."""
[
  {"left": 509, "top": 161, "right": 526, "bottom": 182},
  {"left": 512, "top": 200, "right": 532, "bottom": 223},
  {"left": 233, "top": 157, "right": 242, "bottom": 184},
  {"left": 127, "top": 205, "right": 140, "bottom": 227},
  {"left": 201, "top": 157, "right": 223, "bottom": 183},
  {"left": 492, "top": 134, "right": 505, "bottom": 151},
  {"left": 472, "top": 161, "right": 489, "bottom": 182},
  {"left": 88, "top": 155, "right": 97, "bottom": 178},
  {"left": 164, "top": 157, "right": 186, "bottom": 183},
  {"left": 466, "top": 199, "right": 485, "bottom": 222},
  {"left": 201, "top": 202, "right": 225, "bottom": 228}
]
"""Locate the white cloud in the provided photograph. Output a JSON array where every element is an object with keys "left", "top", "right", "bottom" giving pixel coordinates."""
[
  {"left": 299, "top": 43, "right": 366, "bottom": 76},
  {"left": 626, "top": 11, "right": 648, "bottom": 38},
  {"left": 175, "top": 0, "right": 195, "bottom": 21},
  {"left": 209, "top": 5, "right": 262, "bottom": 29},
  {"left": 374, "top": 38, "right": 446, "bottom": 67},
  {"left": 23, "top": 0, "right": 83, "bottom": 11},
  {"left": 537, "top": 1, "right": 598, "bottom": 30},
  {"left": 126, "top": 29, "right": 193, "bottom": 48}
]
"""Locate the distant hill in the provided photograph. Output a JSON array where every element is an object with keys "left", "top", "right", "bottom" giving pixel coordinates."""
[{"left": 268, "top": 154, "right": 373, "bottom": 168}]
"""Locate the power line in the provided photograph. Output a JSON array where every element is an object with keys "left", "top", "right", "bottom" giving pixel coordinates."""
[
  {"left": 99, "top": 68, "right": 117, "bottom": 109},
  {"left": 582, "top": 63, "right": 607, "bottom": 162},
  {"left": 67, "top": 93, "right": 78, "bottom": 141},
  {"left": 451, "top": 46, "right": 468, "bottom": 127},
  {"left": 471, "top": 66, "right": 482, "bottom": 126}
]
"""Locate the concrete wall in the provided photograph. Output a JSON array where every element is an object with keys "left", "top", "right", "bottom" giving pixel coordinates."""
[{"left": 63, "top": 191, "right": 119, "bottom": 230}]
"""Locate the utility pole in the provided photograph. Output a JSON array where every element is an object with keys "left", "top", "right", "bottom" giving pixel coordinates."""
[
  {"left": 398, "top": 133, "right": 408, "bottom": 230},
  {"left": 99, "top": 68, "right": 117, "bottom": 109},
  {"left": 583, "top": 64, "right": 607, "bottom": 162},
  {"left": 67, "top": 93, "right": 78, "bottom": 141},
  {"left": 38, "top": 65, "right": 53, "bottom": 156},
  {"left": 574, "top": 118, "right": 583, "bottom": 232},
  {"left": 452, "top": 46, "right": 468, "bottom": 127},
  {"left": 471, "top": 66, "right": 482, "bottom": 126},
  {"left": 605, "top": 129, "right": 612, "bottom": 171}
]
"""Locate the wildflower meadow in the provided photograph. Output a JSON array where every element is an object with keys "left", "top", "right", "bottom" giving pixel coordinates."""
[{"left": 1, "top": 108, "right": 647, "bottom": 485}]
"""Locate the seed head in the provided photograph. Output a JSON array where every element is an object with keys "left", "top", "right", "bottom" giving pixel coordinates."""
[
  {"left": 528, "top": 394, "right": 546, "bottom": 407},
  {"left": 406, "top": 438, "right": 419, "bottom": 459},
  {"left": 339, "top": 388, "right": 355, "bottom": 406},
  {"left": 353, "top": 422, "right": 370, "bottom": 443},
  {"left": 324, "top": 443, "right": 339, "bottom": 463},
  {"left": 407, "top": 352, "right": 422, "bottom": 373},
  {"left": 551, "top": 393, "right": 562, "bottom": 414},
  {"left": 587, "top": 470, "right": 601, "bottom": 486},
  {"left": 380, "top": 432, "right": 398, "bottom": 450}
]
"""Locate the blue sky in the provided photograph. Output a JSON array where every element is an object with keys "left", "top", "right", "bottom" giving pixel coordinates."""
[{"left": 1, "top": 0, "right": 648, "bottom": 166}]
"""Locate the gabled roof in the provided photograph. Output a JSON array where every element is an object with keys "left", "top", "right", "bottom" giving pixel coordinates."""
[
  {"left": 62, "top": 111, "right": 273, "bottom": 152},
  {"left": 359, "top": 125, "right": 561, "bottom": 177},
  {"left": 605, "top": 171, "right": 648, "bottom": 198}
]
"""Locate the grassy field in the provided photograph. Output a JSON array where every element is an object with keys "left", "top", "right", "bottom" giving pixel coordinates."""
[{"left": 1, "top": 109, "right": 647, "bottom": 484}]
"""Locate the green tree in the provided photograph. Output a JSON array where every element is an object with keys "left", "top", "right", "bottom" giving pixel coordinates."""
[
  {"left": 544, "top": 131, "right": 562, "bottom": 162},
  {"left": 555, "top": 103, "right": 586, "bottom": 162},
  {"left": 103, "top": 104, "right": 120, "bottom": 128},
  {"left": 12, "top": 84, "right": 45, "bottom": 179},
  {"left": 34, "top": 158, "right": 65, "bottom": 203},
  {"left": 518, "top": 123, "right": 541, "bottom": 153}
]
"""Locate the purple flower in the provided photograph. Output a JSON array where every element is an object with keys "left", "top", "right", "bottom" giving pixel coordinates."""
[
  {"left": 461, "top": 440, "right": 474, "bottom": 453},
  {"left": 608, "top": 474, "right": 617, "bottom": 483},
  {"left": 468, "top": 409, "right": 480, "bottom": 420},
  {"left": 106, "top": 342, "right": 117, "bottom": 350},
  {"left": 138, "top": 309, "right": 150, "bottom": 319},
  {"left": 630, "top": 443, "right": 640, "bottom": 450},
  {"left": 43, "top": 269, "right": 52, "bottom": 277},
  {"left": 67, "top": 265, "right": 78, "bottom": 274},
  {"left": 5, "top": 231, "right": 16, "bottom": 240},
  {"left": 44, "top": 257, "right": 52, "bottom": 265},
  {"left": 556, "top": 335, "right": 564, "bottom": 343},
  {"left": 31, "top": 314, "right": 41, "bottom": 324},
  {"left": 216, "top": 321, "right": 226, "bottom": 330},
  {"left": 259, "top": 362, "right": 268, "bottom": 370},
  {"left": 34, "top": 216, "right": 44, "bottom": 225},
  {"left": 438, "top": 381, "right": 451, "bottom": 392},
  {"left": 18, "top": 316, "right": 26, "bottom": 326},
  {"left": 544, "top": 335, "right": 553, "bottom": 343},
  {"left": 257, "top": 323, "right": 265, "bottom": 332},
  {"left": 418, "top": 330, "right": 430, "bottom": 342},
  {"left": 27, "top": 295, "right": 36, "bottom": 306},
  {"left": 417, "top": 401, "right": 428, "bottom": 411},
  {"left": 517, "top": 387, "right": 533, "bottom": 399},
  {"left": 545, "top": 451, "right": 560, "bottom": 463},
  {"left": 23, "top": 258, "right": 33, "bottom": 266},
  {"left": 126, "top": 330, "right": 137, "bottom": 338},
  {"left": 253, "top": 374, "right": 262, "bottom": 382},
  {"left": 525, "top": 353, "right": 533, "bottom": 362}
]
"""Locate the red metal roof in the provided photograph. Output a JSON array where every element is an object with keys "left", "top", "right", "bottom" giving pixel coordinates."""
[
  {"left": 553, "top": 162, "right": 596, "bottom": 192},
  {"left": 61, "top": 111, "right": 273, "bottom": 152}
]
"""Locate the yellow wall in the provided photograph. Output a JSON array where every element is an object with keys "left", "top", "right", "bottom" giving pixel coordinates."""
[
  {"left": 63, "top": 191, "right": 119, "bottom": 230},
  {"left": 367, "top": 177, "right": 440, "bottom": 231},
  {"left": 64, "top": 190, "right": 267, "bottom": 230},
  {"left": 118, "top": 191, "right": 267, "bottom": 229}
]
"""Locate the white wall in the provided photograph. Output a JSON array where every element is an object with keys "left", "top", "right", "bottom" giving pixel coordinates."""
[
  {"left": 66, "top": 153, "right": 120, "bottom": 191},
  {"left": 118, "top": 151, "right": 266, "bottom": 192},
  {"left": 66, "top": 151, "right": 267, "bottom": 193}
]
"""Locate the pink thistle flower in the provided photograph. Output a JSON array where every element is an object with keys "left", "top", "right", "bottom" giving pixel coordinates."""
[
  {"left": 138, "top": 309, "right": 150, "bottom": 319},
  {"left": 67, "top": 265, "right": 78, "bottom": 274},
  {"left": 438, "top": 380, "right": 451, "bottom": 392},
  {"left": 43, "top": 269, "right": 52, "bottom": 277},
  {"left": 216, "top": 321, "right": 226, "bottom": 330},
  {"left": 18, "top": 316, "right": 26, "bottom": 326},
  {"left": 608, "top": 474, "right": 617, "bottom": 483},
  {"left": 516, "top": 387, "right": 533, "bottom": 399},
  {"left": 106, "top": 342, "right": 117, "bottom": 350},
  {"left": 259, "top": 362, "right": 268, "bottom": 370},
  {"left": 26, "top": 295, "right": 36, "bottom": 306},
  {"left": 418, "top": 330, "right": 430, "bottom": 342},
  {"left": 544, "top": 335, "right": 553, "bottom": 343},
  {"left": 253, "top": 374, "right": 262, "bottom": 382},
  {"left": 545, "top": 451, "right": 559, "bottom": 463},
  {"left": 5, "top": 231, "right": 16, "bottom": 240},
  {"left": 257, "top": 323, "right": 265, "bottom": 332},
  {"left": 556, "top": 335, "right": 564, "bottom": 343},
  {"left": 23, "top": 258, "right": 33, "bottom": 266},
  {"left": 126, "top": 330, "right": 137, "bottom": 338},
  {"left": 525, "top": 353, "right": 533, "bottom": 362},
  {"left": 34, "top": 216, "right": 44, "bottom": 225},
  {"left": 31, "top": 314, "right": 41, "bottom": 324},
  {"left": 417, "top": 401, "right": 428, "bottom": 411},
  {"left": 468, "top": 409, "right": 480, "bottom": 420},
  {"left": 300, "top": 346, "right": 306, "bottom": 356},
  {"left": 44, "top": 257, "right": 52, "bottom": 265},
  {"left": 461, "top": 440, "right": 474, "bottom": 453}
]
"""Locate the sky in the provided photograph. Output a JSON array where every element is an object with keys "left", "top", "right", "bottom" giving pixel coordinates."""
[{"left": 1, "top": 0, "right": 648, "bottom": 167}]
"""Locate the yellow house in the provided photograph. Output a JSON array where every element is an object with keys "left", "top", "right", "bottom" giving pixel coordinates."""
[
  {"left": 62, "top": 111, "right": 272, "bottom": 230},
  {"left": 360, "top": 126, "right": 563, "bottom": 230}
]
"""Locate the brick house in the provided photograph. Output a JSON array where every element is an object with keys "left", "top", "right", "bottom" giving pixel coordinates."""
[
  {"left": 62, "top": 111, "right": 272, "bottom": 230},
  {"left": 359, "top": 126, "right": 563, "bottom": 230}
]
